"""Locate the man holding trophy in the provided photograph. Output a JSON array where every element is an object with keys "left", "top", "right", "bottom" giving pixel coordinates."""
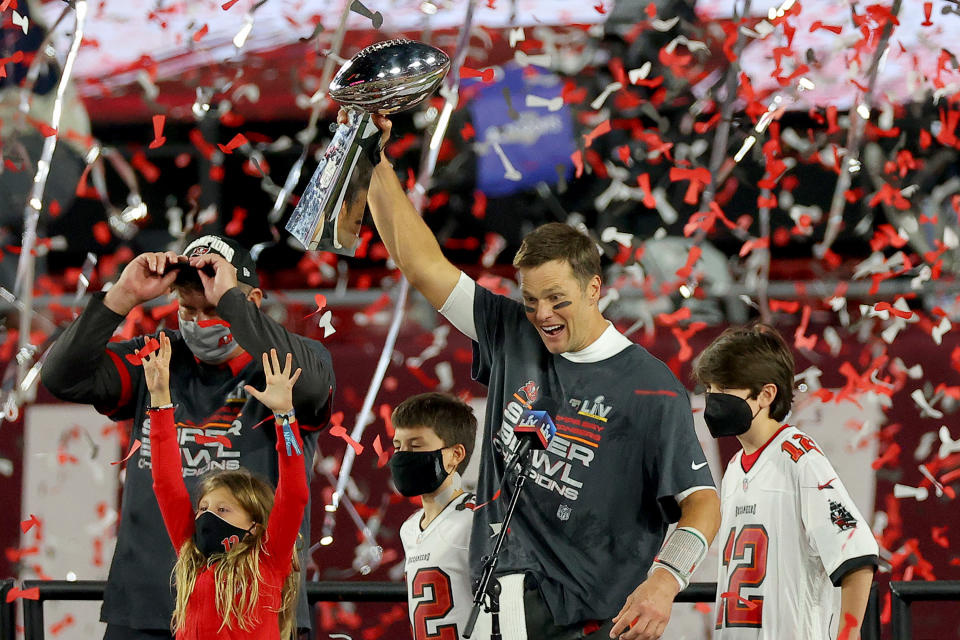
[{"left": 296, "top": 37, "right": 720, "bottom": 640}]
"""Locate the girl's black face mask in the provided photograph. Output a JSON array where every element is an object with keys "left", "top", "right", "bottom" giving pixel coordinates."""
[
  {"left": 389, "top": 449, "right": 449, "bottom": 497},
  {"left": 193, "top": 511, "right": 254, "bottom": 556},
  {"left": 704, "top": 392, "right": 758, "bottom": 438}
]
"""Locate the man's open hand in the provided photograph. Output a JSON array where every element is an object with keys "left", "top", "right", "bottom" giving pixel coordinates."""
[{"left": 609, "top": 570, "right": 680, "bottom": 640}]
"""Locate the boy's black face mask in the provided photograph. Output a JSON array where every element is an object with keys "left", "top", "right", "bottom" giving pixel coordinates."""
[
  {"left": 389, "top": 449, "right": 449, "bottom": 497},
  {"left": 704, "top": 393, "right": 759, "bottom": 438}
]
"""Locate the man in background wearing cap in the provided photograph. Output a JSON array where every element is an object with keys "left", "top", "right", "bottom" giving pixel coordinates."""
[{"left": 42, "top": 236, "right": 335, "bottom": 640}]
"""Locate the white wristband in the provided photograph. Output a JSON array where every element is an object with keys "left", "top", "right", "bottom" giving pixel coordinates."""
[{"left": 649, "top": 526, "right": 709, "bottom": 590}]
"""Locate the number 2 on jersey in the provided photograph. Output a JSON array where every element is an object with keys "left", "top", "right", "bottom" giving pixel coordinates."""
[
  {"left": 412, "top": 567, "right": 457, "bottom": 640},
  {"left": 716, "top": 525, "right": 769, "bottom": 629}
]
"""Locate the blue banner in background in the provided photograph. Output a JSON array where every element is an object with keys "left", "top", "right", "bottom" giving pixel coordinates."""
[{"left": 467, "top": 64, "right": 576, "bottom": 198}]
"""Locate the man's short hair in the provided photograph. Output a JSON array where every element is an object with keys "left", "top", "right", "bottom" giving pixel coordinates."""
[
  {"left": 693, "top": 323, "right": 795, "bottom": 422},
  {"left": 513, "top": 223, "right": 602, "bottom": 290},
  {"left": 392, "top": 392, "right": 477, "bottom": 474}
]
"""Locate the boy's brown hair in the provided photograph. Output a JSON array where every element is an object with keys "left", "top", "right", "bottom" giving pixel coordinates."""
[
  {"left": 513, "top": 222, "right": 602, "bottom": 290},
  {"left": 693, "top": 323, "right": 795, "bottom": 422},
  {"left": 392, "top": 393, "right": 477, "bottom": 474}
]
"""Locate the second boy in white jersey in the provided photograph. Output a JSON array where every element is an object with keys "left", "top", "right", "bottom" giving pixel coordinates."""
[
  {"left": 391, "top": 393, "right": 491, "bottom": 640},
  {"left": 694, "top": 324, "right": 879, "bottom": 640}
]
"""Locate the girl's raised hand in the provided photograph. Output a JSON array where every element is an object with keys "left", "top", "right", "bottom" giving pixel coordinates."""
[
  {"left": 244, "top": 349, "right": 301, "bottom": 415},
  {"left": 143, "top": 332, "right": 172, "bottom": 407}
]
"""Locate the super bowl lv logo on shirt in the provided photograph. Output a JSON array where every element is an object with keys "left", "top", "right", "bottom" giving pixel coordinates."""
[
  {"left": 139, "top": 381, "right": 247, "bottom": 476},
  {"left": 498, "top": 381, "right": 610, "bottom": 501}
]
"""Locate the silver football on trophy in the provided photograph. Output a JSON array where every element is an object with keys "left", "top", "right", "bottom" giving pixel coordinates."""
[{"left": 329, "top": 38, "right": 451, "bottom": 114}]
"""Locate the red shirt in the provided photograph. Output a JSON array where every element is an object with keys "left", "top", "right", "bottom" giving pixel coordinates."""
[{"left": 150, "top": 407, "right": 308, "bottom": 639}]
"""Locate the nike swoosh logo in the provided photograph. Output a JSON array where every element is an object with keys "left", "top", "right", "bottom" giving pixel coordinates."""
[
  {"left": 691, "top": 461, "right": 708, "bottom": 470},
  {"left": 818, "top": 478, "right": 836, "bottom": 490}
]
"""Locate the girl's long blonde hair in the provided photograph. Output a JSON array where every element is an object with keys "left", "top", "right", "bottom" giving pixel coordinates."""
[{"left": 171, "top": 469, "right": 301, "bottom": 639}]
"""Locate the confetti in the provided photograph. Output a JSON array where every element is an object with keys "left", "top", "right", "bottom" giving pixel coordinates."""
[
  {"left": 217, "top": 133, "right": 249, "bottom": 154},
  {"left": 5, "top": 586, "right": 40, "bottom": 603},
  {"left": 460, "top": 66, "right": 495, "bottom": 83},
  {"left": 124, "top": 337, "right": 160, "bottom": 366},
  {"left": 195, "top": 434, "right": 232, "bottom": 448},
  {"left": 20, "top": 514, "right": 41, "bottom": 534},
  {"left": 373, "top": 435, "right": 390, "bottom": 468},
  {"left": 148, "top": 114, "right": 167, "bottom": 149},
  {"left": 330, "top": 425, "right": 363, "bottom": 456},
  {"left": 349, "top": 0, "right": 383, "bottom": 29},
  {"left": 111, "top": 439, "right": 142, "bottom": 466}
]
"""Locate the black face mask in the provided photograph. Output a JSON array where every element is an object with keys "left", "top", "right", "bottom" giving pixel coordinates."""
[
  {"left": 193, "top": 511, "right": 254, "bottom": 556},
  {"left": 389, "top": 449, "right": 449, "bottom": 497},
  {"left": 704, "top": 393, "right": 759, "bottom": 438}
]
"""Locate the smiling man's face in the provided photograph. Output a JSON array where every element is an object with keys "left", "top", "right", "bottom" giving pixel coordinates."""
[{"left": 518, "top": 259, "right": 602, "bottom": 354}]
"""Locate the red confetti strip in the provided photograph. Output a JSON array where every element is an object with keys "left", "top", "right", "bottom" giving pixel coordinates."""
[
  {"left": 871, "top": 442, "right": 901, "bottom": 470},
  {"left": 584, "top": 120, "right": 611, "bottom": 148},
  {"left": 148, "top": 114, "right": 167, "bottom": 149},
  {"left": 329, "top": 425, "right": 363, "bottom": 456},
  {"left": 50, "top": 614, "right": 75, "bottom": 636},
  {"left": 873, "top": 301, "right": 914, "bottom": 320},
  {"left": 656, "top": 307, "right": 691, "bottom": 327},
  {"left": 373, "top": 435, "right": 390, "bottom": 468},
  {"left": 124, "top": 337, "right": 160, "bottom": 366},
  {"left": 20, "top": 515, "right": 41, "bottom": 534},
  {"left": 739, "top": 237, "right": 769, "bottom": 258},
  {"left": 5, "top": 587, "right": 40, "bottom": 603},
  {"left": 793, "top": 305, "right": 817, "bottom": 351},
  {"left": 225, "top": 207, "right": 247, "bottom": 235},
  {"left": 465, "top": 489, "right": 501, "bottom": 511},
  {"left": 92, "top": 221, "right": 112, "bottom": 245},
  {"left": 197, "top": 319, "right": 231, "bottom": 328},
  {"left": 379, "top": 403, "right": 394, "bottom": 437},
  {"left": 111, "top": 439, "right": 142, "bottom": 466},
  {"left": 222, "top": 0, "right": 240, "bottom": 9},
  {"left": 669, "top": 167, "right": 711, "bottom": 205},
  {"left": 921, "top": 2, "right": 933, "bottom": 26},
  {"left": 305, "top": 293, "right": 327, "bottom": 318},
  {"left": 593, "top": 2, "right": 606, "bottom": 13},
  {"left": 810, "top": 21, "right": 843, "bottom": 34},
  {"left": 837, "top": 613, "right": 858, "bottom": 640},
  {"left": 675, "top": 245, "right": 702, "bottom": 279},
  {"left": 571, "top": 150, "right": 584, "bottom": 178},
  {"left": 932, "top": 526, "right": 950, "bottom": 548},
  {"left": 193, "top": 24, "right": 209, "bottom": 42},
  {"left": 217, "top": 133, "right": 249, "bottom": 154},
  {"left": 635, "top": 173, "right": 656, "bottom": 207},
  {"left": 719, "top": 591, "right": 758, "bottom": 609},
  {"left": 460, "top": 66, "right": 495, "bottom": 83},
  {"left": 195, "top": 434, "right": 232, "bottom": 448}
]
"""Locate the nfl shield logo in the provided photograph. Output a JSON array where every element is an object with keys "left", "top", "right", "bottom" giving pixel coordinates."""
[
  {"left": 742, "top": 477, "right": 749, "bottom": 491},
  {"left": 557, "top": 504, "right": 572, "bottom": 521}
]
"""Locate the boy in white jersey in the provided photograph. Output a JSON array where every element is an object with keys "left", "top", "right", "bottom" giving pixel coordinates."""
[
  {"left": 694, "top": 324, "right": 879, "bottom": 640},
  {"left": 390, "top": 393, "right": 491, "bottom": 640}
]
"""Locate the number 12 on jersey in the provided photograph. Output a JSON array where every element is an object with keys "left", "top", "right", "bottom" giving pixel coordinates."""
[{"left": 716, "top": 525, "right": 769, "bottom": 629}]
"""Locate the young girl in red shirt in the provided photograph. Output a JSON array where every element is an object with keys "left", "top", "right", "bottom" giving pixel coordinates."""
[{"left": 143, "top": 333, "right": 308, "bottom": 639}]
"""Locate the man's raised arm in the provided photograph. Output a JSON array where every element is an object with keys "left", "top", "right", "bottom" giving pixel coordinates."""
[{"left": 364, "top": 113, "right": 461, "bottom": 311}]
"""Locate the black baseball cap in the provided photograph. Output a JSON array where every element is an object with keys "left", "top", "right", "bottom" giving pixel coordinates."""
[{"left": 176, "top": 234, "right": 260, "bottom": 288}]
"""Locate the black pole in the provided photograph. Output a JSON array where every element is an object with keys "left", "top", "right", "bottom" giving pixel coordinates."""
[
  {"left": 464, "top": 460, "right": 529, "bottom": 638},
  {"left": 861, "top": 582, "right": 880, "bottom": 640},
  {"left": 889, "top": 582, "right": 912, "bottom": 640},
  {"left": 0, "top": 579, "right": 15, "bottom": 640}
]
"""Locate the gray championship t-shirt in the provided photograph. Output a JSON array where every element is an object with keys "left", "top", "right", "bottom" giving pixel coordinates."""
[{"left": 469, "top": 283, "right": 714, "bottom": 626}]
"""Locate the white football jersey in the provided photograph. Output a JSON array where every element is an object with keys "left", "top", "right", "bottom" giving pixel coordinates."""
[
  {"left": 401, "top": 492, "right": 491, "bottom": 640},
  {"left": 714, "top": 425, "right": 879, "bottom": 639}
]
